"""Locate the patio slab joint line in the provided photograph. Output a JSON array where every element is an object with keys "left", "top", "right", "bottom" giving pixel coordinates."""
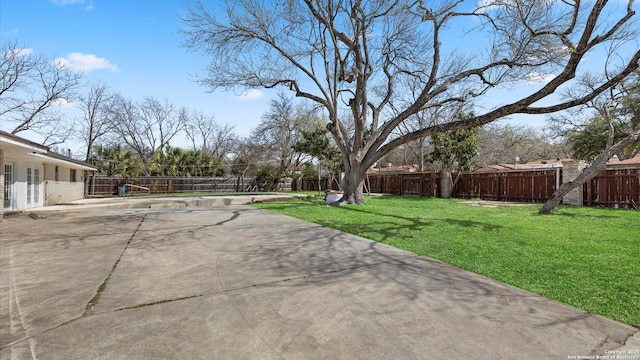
[
  {"left": 84, "top": 214, "right": 147, "bottom": 315},
  {"left": 2, "top": 229, "right": 415, "bottom": 352}
]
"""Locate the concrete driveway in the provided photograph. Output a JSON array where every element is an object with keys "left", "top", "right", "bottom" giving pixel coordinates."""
[{"left": 1, "top": 204, "right": 638, "bottom": 359}]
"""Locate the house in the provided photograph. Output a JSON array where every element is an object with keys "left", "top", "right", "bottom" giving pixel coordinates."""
[
  {"left": 474, "top": 158, "right": 569, "bottom": 172},
  {"left": 368, "top": 164, "right": 420, "bottom": 174},
  {"left": 1, "top": 130, "right": 96, "bottom": 219},
  {"left": 605, "top": 153, "right": 640, "bottom": 168},
  {"left": 473, "top": 154, "right": 640, "bottom": 173}
]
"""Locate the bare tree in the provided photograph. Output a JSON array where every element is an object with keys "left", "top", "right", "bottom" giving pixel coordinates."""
[
  {"left": 1, "top": 40, "right": 36, "bottom": 99},
  {"left": 249, "top": 93, "right": 322, "bottom": 176},
  {"left": 185, "top": 111, "right": 237, "bottom": 159},
  {"left": 540, "top": 123, "right": 640, "bottom": 214},
  {"left": 77, "top": 81, "right": 115, "bottom": 161},
  {"left": 230, "top": 137, "right": 265, "bottom": 191},
  {"left": 109, "top": 95, "right": 188, "bottom": 175},
  {"left": 1, "top": 40, "right": 83, "bottom": 144},
  {"left": 183, "top": 0, "right": 640, "bottom": 204},
  {"left": 208, "top": 122, "right": 238, "bottom": 160},
  {"left": 540, "top": 72, "right": 640, "bottom": 213},
  {"left": 399, "top": 122, "right": 432, "bottom": 172},
  {"left": 389, "top": 74, "right": 474, "bottom": 172},
  {"left": 476, "top": 123, "right": 569, "bottom": 168}
]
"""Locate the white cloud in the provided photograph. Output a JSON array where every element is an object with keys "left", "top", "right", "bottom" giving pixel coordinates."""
[
  {"left": 522, "top": 71, "right": 556, "bottom": 85},
  {"left": 52, "top": 98, "right": 75, "bottom": 108},
  {"left": 3, "top": 29, "right": 19, "bottom": 37},
  {"left": 5, "top": 48, "right": 33, "bottom": 57},
  {"left": 476, "top": 0, "right": 556, "bottom": 12},
  {"left": 475, "top": 0, "right": 506, "bottom": 12},
  {"left": 235, "top": 89, "right": 264, "bottom": 101},
  {"left": 50, "top": 0, "right": 94, "bottom": 11},
  {"left": 53, "top": 53, "right": 119, "bottom": 73},
  {"left": 476, "top": 0, "right": 499, "bottom": 8},
  {"left": 21, "top": 97, "right": 74, "bottom": 110},
  {"left": 50, "top": 0, "right": 84, "bottom": 4}
]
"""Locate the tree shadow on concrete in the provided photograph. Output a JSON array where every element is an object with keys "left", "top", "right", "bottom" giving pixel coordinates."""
[{"left": 212, "top": 212, "right": 633, "bottom": 357}]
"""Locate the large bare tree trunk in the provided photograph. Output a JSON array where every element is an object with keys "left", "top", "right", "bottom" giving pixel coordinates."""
[
  {"left": 340, "top": 163, "right": 367, "bottom": 205},
  {"left": 540, "top": 129, "right": 640, "bottom": 214}
]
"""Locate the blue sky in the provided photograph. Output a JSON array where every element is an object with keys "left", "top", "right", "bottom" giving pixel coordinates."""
[
  {"left": 1, "top": 0, "right": 271, "bottom": 149},
  {"left": 1, "top": 0, "right": 638, "bottom": 154}
]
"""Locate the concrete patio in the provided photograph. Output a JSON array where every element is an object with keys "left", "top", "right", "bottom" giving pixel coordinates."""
[{"left": 1, "top": 204, "right": 637, "bottom": 359}]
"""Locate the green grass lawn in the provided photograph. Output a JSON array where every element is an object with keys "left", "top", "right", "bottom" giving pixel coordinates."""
[{"left": 254, "top": 195, "right": 640, "bottom": 327}]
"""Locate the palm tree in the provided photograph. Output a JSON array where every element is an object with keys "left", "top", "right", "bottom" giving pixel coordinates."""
[{"left": 92, "top": 145, "right": 141, "bottom": 177}]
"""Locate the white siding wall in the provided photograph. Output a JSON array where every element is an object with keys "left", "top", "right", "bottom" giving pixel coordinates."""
[
  {"left": 2, "top": 152, "right": 45, "bottom": 211},
  {"left": 0, "top": 148, "right": 4, "bottom": 220},
  {"left": 1, "top": 148, "right": 88, "bottom": 213},
  {"left": 44, "top": 181, "right": 85, "bottom": 205},
  {"left": 43, "top": 163, "right": 86, "bottom": 206},
  {"left": 3, "top": 154, "right": 25, "bottom": 212}
]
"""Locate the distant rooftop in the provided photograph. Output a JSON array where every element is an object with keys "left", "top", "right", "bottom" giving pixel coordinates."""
[
  {"left": 475, "top": 154, "right": 640, "bottom": 172},
  {"left": 367, "top": 153, "right": 640, "bottom": 175},
  {"left": 368, "top": 164, "right": 420, "bottom": 174}
]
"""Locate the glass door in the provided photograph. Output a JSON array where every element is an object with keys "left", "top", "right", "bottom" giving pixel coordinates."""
[
  {"left": 34, "top": 168, "right": 40, "bottom": 205},
  {"left": 27, "top": 167, "right": 32, "bottom": 205},
  {"left": 4, "top": 163, "right": 13, "bottom": 211},
  {"left": 26, "top": 166, "right": 41, "bottom": 208}
]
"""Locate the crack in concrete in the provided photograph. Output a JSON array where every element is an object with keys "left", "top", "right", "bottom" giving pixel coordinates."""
[
  {"left": 84, "top": 214, "right": 146, "bottom": 314},
  {"left": 114, "top": 294, "right": 205, "bottom": 312},
  {"left": 612, "top": 328, "right": 640, "bottom": 351},
  {"left": 3, "top": 253, "right": 413, "bottom": 350},
  {"left": 590, "top": 335, "right": 610, "bottom": 355},
  {"left": 3, "top": 216, "right": 147, "bottom": 351}
]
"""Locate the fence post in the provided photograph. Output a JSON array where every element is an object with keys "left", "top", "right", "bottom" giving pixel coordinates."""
[{"left": 561, "top": 160, "right": 588, "bottom": 206}]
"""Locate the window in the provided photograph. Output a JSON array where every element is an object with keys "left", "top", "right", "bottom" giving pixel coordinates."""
[
  {"left": 55, "top": 166, "right": 59, "bottom": 181},
  {"left": 70, "top": 169, "right": 77, "bottom": 182}
]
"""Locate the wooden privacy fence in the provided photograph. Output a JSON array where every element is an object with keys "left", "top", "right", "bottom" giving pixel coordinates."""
[
  {"left": 452, "top": 169, "right": 560, "bottom": 203},
  {"left": 87, "top": 176, "right": 292, "bottom": 197},
  {"left": 300, "top": 167, "right": 639, "bottom": 209},
  {"left": 366, "top": 173, "right": 439, "bottom": 197},
  {"left": 293, "top": 178, "right": 329, "bottom": 192},
  {"left": 364, "top": 170, "right": 558, "bottom": 202},
  {"left": 586, "top": 168, "right": 640, "bottom": 208},
  {"left": 88, "top": 168, "right": 639, "bottom": 208}
]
